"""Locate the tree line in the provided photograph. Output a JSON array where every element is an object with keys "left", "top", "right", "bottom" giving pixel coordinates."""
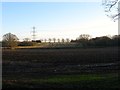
[
  {"left": 1, "top": 33, "right": 71, "bottom": 48},
  {"left": 1, "top": 33, "right": 120, "bottom": 49},
  {"left": 71, "top": 34, "right": 120, "bottom": 47}
]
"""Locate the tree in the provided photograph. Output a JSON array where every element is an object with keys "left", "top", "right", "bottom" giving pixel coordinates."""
[
  {"left": 66, "top": 38, "right": 70, "bottom": 43},
  {"left": 2, "top": 33, "right": 19, "bottom": 48},
  {"left": 57, "top": 38, "right": 60, "bottom": 43},
  {"left": 44, "top": 39, "right": 47, "bottom": 43},
  {"left": 102, "top": 0, "right": 120, "bottom": 21},
  {"left": 61, "top": 38, "right": 65, "bottom": 43},
  {"left": 112, "top": 35, "right": 120, "bottom": 46},
  {"left": 53, "top": 38, "right": 56, "bottom": 43},
  {"left": 48, "top": 38, "right": 52, "bottom": 43},
  {"left": 77, "top": 34, "right": 91, "bottom": 40},
  {"left": 91, "top": 36, "right": 112, "bottom": 47}
]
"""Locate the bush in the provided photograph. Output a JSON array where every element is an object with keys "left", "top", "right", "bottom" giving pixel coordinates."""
[{"left": 18, "top": 42, "right": 35, "bottom": 46}]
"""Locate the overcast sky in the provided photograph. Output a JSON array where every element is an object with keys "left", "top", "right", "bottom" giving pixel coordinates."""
[{"left": 1, "top": 1, "right": 118, "bottom": 41}]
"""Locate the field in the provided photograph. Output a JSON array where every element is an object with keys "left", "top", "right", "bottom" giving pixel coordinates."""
[{"left": 2, "top": 47, "right": 120, "bottom": 89}]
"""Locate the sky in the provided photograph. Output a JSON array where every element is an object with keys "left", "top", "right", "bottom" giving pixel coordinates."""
[{"left": 1, "top": 1, "right": 118, "bottom": 41}]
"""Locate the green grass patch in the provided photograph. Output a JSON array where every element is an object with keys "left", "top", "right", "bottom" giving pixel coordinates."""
[
  {"left": 3, "top": 73, "right": 119, "bottom": 88},
  {"left": 28, "top": 73, "right": 118, "bottom": 84}
]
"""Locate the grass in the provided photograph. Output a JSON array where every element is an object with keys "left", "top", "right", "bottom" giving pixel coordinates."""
[{"left": 3, "top": 73, "right": 119, "bottom": 88}]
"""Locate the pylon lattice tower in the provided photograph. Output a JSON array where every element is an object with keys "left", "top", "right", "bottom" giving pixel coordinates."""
[{"left": 32, "top": 26, "right": 36, "bottom": 41}]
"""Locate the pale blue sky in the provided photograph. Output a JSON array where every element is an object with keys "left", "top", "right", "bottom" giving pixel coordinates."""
[{"left": 1, "top": 2, "right": 118, "bottom": 41}]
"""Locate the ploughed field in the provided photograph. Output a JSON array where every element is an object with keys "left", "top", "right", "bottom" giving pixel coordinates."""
[{"left": 2, "top": 47, "right": 120, "bottom": 89}]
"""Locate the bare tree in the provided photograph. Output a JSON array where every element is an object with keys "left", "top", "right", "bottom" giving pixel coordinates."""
[
  {"left": 2, "top": 33, "right": 19, "bottom": 48},
  {"left": 78, "top": 34, "right": 91, "bottom": 40},
  {"left": 61, "top": 38, "right": 65, "bottom": 43},
  {"left": 48, "top": 38, "right": 52, "bottom": 43},
  {"left": 44, "top": 39, "right": 47, "bottom": 43},
  {"left": 66, "top": 38, "right": 70, "bottom": 43},
  {"left": 57, "top": 38, "right": 60, "bottom": 43},
  {"left": 53, "top": 38, "right": 56, "bottom": 43},
  {"left": 102, "top": 0, "right": 120, "bottom": 21}
]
